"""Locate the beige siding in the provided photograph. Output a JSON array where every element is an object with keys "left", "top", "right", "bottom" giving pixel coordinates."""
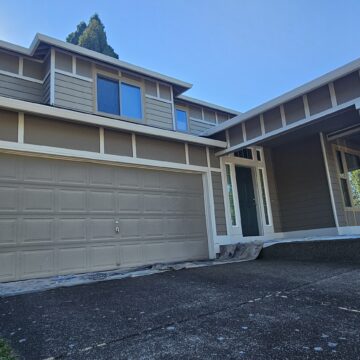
[
  {"left": 0, "top": 153, "right": 208, "bottom": 281},
  {"left": 211, "top": 171, "right": 227, "bottom": 235},
  {"left": 188, "top": 144, "right": 207, "bottom": 167},
  {"left": 0, "top": 109, "right": 18, "bottom": 142},
  {"left": 190, "top": 119, "right": 216, "bottom": 135},
  {"left": 0, "top": 73, "right": 43, "bottom": 103},
  {"left": 55, "top": 72, "right": 94, "bottom": 113},
  {"left": 271, "top": 135, "right": 336, "bottom": 232},
  {"left": 209, "top": 148, "right": 220, "bottom": 168},
  {"left": 145, "top": 97, "right": 173, "bottom": 130},
  {"left": 104, "top": 129, "right": 133, "bottom": 157},
  {"left": 24, "top": 114, "right": 100, "bottom": 152},
  {"left": 136, "top": 135, "right": 186, "bottom": 163}
]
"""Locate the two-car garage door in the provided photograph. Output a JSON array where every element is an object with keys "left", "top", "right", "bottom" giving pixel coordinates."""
[{"left": 0, "top": 153, "right": 209, "bottom": 282}]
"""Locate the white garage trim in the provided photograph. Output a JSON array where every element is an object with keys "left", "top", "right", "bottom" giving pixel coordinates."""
[{"left": 0, "top": 140, "right": 221, "bottom": 174}]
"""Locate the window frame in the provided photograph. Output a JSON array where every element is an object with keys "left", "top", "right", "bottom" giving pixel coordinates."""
[
  {"left": 144, "top": 78, "right": 173, "bottom": 104},
  {"left": 334, "top": 145, "right": 360, "bottom": 210},
  {"left": 95, "top": 71, "right": 145, "bottom": 122}
]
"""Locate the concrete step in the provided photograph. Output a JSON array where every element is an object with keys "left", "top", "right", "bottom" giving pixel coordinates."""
[{"left": 258, "top": 238, "right": 360, "bottom": 263}]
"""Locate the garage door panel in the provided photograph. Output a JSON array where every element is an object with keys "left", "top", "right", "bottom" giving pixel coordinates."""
[
  {"left": 22, "top": 158, "right": 54, "bottom": 183},
  {"left": 143, "top": 194, "right": 163, "bottom": 212},
  {"left": 142, "top": 218, "right": 164, "bottom": 237},
  {"left": 116, "top": 167, "right": 142, "bottom": 188},
  {"left": 164, "top": 218, "right": 184, "bottom": 236},
  {"left": 58, "top": 189, "right": 87, "bottom": 212},
  {"left": 89, "top": 218, "right": 118, "bottom": 240},
  {"left": 22, "top": 218, "right": 54, "bottom": 243},
  {"left": 21, "top": 249, "right": 54, "bottom": 278},
  {"left": 58, "top": 218, "right": 87, "bottom": 241},
  {"left": 0, "top": 252, "right": 16, "bottom": 281},
  {"left": 23, "top": 188, "right": 55, "bottom": 212},
  {"left": 118, "top": 218, "right": 140, "bottom": 238},
  {"left": 90, "top": 245, "right": 118, "bottom": 270},
  {"left": 88, "top": 191, "right": 116, "bottom": 212},
  {"left": 119, "top": 244, "right": 144, "bottom": 267},
  {"left": 0, "top": 153, "right": 209, "bottom": 281},
  {"left": 142, "top": 171, "right": 161, "bottom": 189},
  {"left": 58, "top": 247, "right": 87, "bottom": 274},
  {"left": 56, "top": 161, "right": 88, "bottom": 185},
  {"left": 0, "top": 155, "right": 18, "bottom": 180},
  {"left": 89, "top": 165, "right": 116, "bottom": 187},
  {"left": 0, "top": 186, "right": 18, "bottom": 211},
  {"left": 118, "top": 193, "right": 142, "bottom": 212},
  {"left": 0, "top": 218, "right": 17, "bottom": 245}
]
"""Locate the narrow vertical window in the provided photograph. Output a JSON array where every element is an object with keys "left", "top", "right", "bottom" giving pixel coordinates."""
[
  {"left": 121, "top": 83, "right": 142, "bottom": 119},
  {"left": 97, "top": 76, "right": 120, "bottom": 115},
  {"left": 259, "top": 168, "right": 270, "bottom": 225},
  {"left": 175, "top": 109, "right": 188, "bottom": 132},
  {"left": 225, "top": 164, "right": 237, "bottom": 226}
]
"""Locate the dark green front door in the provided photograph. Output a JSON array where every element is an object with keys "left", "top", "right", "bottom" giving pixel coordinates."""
[{"left": 235, "top": 166, "right": 259, "bottom": 236}]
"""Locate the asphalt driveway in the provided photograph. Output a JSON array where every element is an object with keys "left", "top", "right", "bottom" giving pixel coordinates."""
[{"left": 0, "top": 256, "right": 359, "bottom": 359}]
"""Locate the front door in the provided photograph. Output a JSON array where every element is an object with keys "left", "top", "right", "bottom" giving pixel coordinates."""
[{"left": 235, "top": 166, "right": 259, "bottom": 236}]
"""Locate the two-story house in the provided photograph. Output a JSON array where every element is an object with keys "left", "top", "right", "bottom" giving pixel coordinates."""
[{"left": 0, "top": 34, "right": 359, "bottom": 281}]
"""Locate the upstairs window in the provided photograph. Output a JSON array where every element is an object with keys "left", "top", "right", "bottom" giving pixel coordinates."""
[
  {"left": 97, "top": 75, "right": 142, "bottom": 120},
  {"left": 97, "top": 76, "right": 120, "bottom": 115},
  {"left": 175, "top": 109, "right": 188, "bottom": 132},
  {"left": 121, "top": 83, "right": 142, "bottom": 119}
]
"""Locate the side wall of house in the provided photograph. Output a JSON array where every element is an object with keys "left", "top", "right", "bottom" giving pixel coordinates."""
[{"left": 269, "top": 135, "right": 336, "bottom": 232}]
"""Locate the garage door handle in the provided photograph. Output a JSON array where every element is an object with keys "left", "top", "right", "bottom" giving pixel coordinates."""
[{"left": 115, "top": 221, "right": 120, "bottom": 233}]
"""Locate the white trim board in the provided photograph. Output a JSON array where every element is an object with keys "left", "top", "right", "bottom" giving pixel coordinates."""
[
  {"left": 0, "top": 96, "right": 227, "bottom": 148},
  {"left": 0, "top": 140, "right": 215, "bottom": 174}
]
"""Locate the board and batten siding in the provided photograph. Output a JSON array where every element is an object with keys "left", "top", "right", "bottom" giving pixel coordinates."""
[
  {"left": 0, "top": 73, "right": 43, "bottom": 103},
  {"left": 54, "top": 72, "right": 93, "bottom": 113},
  {"left": 211, "top": 171, "right": 227, "bottom": 235},
  {"left": 144, "top": 97, "right": 173, "bottom": 130},
  {"left": 271, "top": 135, "right": 336, "bottom": 232}
]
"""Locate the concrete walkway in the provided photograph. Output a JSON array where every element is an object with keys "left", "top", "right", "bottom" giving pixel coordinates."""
[{"left": 0, "top": 251, "right": 359, "bottom": 359}]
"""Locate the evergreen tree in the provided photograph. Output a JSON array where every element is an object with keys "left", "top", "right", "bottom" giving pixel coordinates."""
[
  {"left": 66, "top": 14, "right": 118, "bottom": 59},
  {"left": 66, "top": 21, "right": 87, "bottom": 45}
]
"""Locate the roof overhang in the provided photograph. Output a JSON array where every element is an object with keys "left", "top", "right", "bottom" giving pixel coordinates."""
[
  {"left": 176, "top": 95, "right": 241, "bottom": 115},
  {"left": 0, "top": 34, "right": 193, "bottom": 95}
]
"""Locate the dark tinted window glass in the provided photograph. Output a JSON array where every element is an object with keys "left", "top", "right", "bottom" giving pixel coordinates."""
[
  {"left": 234, "top": 148, "right": 253, "bottom": 159},
  {"left": 336, "top": 151, "right": 344, "bottom": 174},
  {"left": 97, "top": 76, "right": 120, "bottom": 115}
]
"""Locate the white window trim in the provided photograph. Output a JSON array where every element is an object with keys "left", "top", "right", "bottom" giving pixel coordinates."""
[
  {"left": 221, "top": 147, "right": 274, "bottom": 238},
  {"left": 96, "top": 73, "right": 145, "bottom": 122}
]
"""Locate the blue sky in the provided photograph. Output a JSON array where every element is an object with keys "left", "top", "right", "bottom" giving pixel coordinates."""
[{"left": 1, "top": 0, "right": 359, "bottom": 112}]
